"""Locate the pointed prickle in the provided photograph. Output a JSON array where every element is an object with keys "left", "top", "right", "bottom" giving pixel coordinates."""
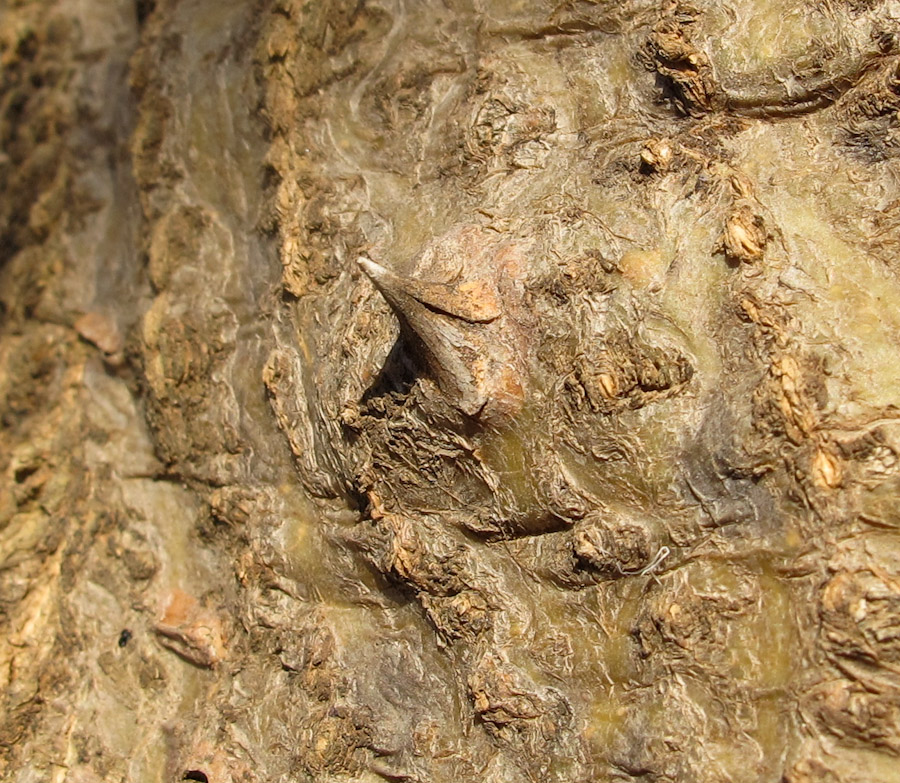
[{"left": 356, "top": 255, "right": 524, "bottom": 422}]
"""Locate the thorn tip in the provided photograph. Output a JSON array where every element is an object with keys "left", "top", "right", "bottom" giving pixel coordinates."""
[{"left": 357, "top": 256, "right": 388, "bottom": 281}]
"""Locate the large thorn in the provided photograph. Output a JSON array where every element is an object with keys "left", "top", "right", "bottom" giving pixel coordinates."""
[{"left": 357, "top": 256, "right": 515, "bottom": 419}]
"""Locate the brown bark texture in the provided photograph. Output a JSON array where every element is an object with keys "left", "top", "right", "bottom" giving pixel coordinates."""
[{"left": 3, "top": 0, "right": 900, "bottom": 781}]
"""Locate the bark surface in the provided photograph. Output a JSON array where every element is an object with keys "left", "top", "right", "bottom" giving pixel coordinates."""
[{"left": 3, "top": 1, "right": 900, "bottom": 781}]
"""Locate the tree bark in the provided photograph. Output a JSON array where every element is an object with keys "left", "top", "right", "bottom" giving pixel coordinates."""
[{"left": 3, "top": 1, "right": 900, "bottom": 781}]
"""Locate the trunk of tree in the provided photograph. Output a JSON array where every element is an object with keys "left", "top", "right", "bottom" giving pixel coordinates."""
[{"left": 4, "top": 1, "right": 900, "bottom": 781}]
